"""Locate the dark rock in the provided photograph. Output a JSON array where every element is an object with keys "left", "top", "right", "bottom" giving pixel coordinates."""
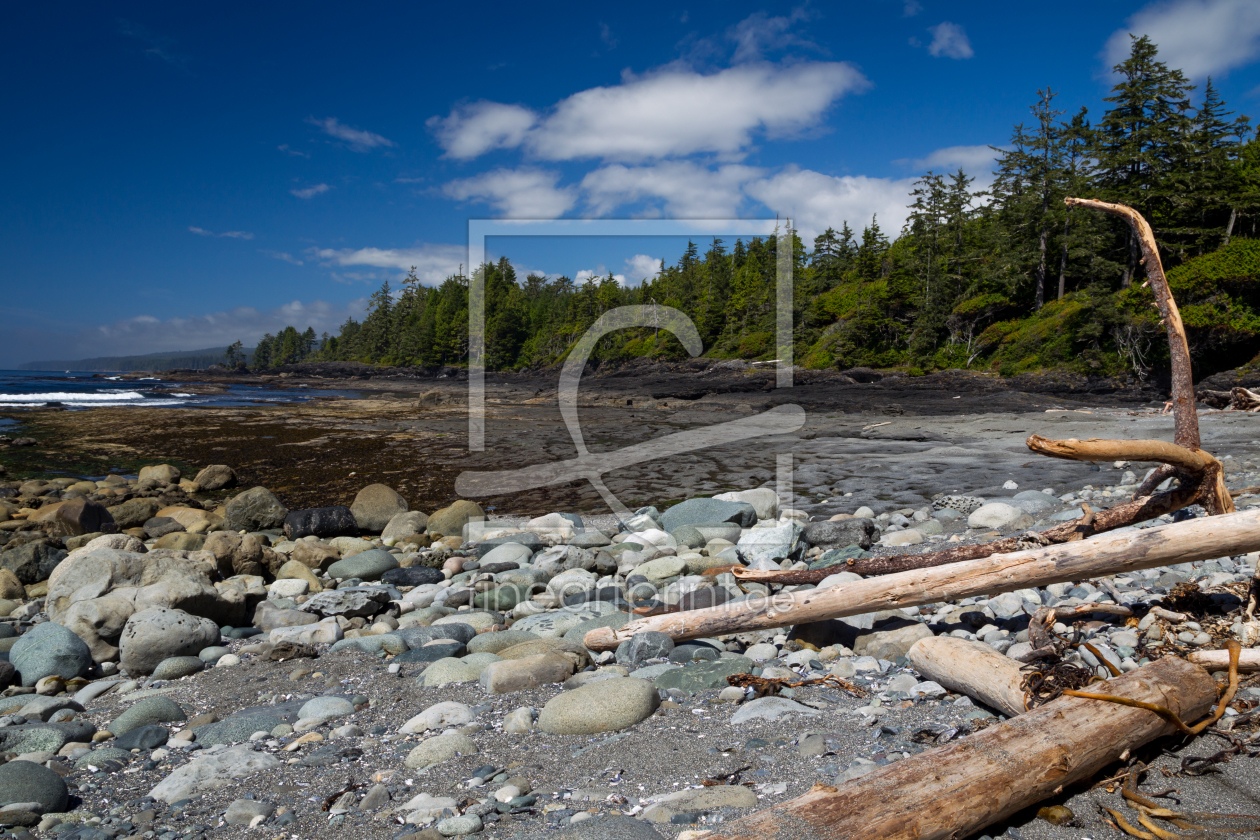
[
  {"left": 395, "top": 642, "right": 465, "bottom": 663},
  {"left": 283, "top": 506, "right": 358, "bottom": 540},
  {"left": 106, "top": 497, "right": 163, "bottom": 529},
  {"left": 110, "top": 697, "right": 187, "bottom": 735},
  {"left": 0, "top": 660, "right": 14, "bottom": 688},
  {"left": 193, "top": 713, "right": 285, "bottom": 746},
  {"left": 381, "top": 566, "right": 444, "bottom": 587},
  {"left": 113, "top": 724, "right": 169, "bottom": 750},
  {"left": 0, "top": 759, "right": 69, "bottom": 812},
  {"left": 37, "top": 498, "right": 118, "bottom": 537},
  {"left": 660, "top": 498, "right": 756, "bottom": 532},
  {"left": 0, "top": 540, "right": 68, "bottom": 584},
  {"left": 653, "top": 656, "right": 755, "bottom": 691},
  {"left": 142, "top": 517, "right": 184, "bottom": 539},
  {"left": 802, "top": 519, "right": 878, "bottom": 551},
  {"left": 616, "top": 631, "right": 675, "bottom": 667},
  {"left": 391, "top": 623, "right": 477, "bottom": 649},
  {"left": 192, "top": 465, "right": 236, "bottom": 491}
]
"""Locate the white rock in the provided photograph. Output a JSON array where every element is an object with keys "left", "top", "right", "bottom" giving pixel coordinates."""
[
  {"left": 400, "top": 701, "right": 475, "bottom": 734},
  {"left": 880, "top": 529, "right": 924, "bottom": 546},
  {"left": 269, "top": 617, "right": 343, "bottom": 646},
  {"left": 967, "top": 503, "right": 1033, "bottom": 531}
]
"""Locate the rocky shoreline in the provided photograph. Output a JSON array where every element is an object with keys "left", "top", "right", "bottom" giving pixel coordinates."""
[{"left": 0, "top": 423, "right": 1258, "bottom": 840}]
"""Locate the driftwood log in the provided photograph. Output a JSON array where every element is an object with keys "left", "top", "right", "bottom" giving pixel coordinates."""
[
  {"left": 732, "top": 198, "right": 1235, "bottom": 588},
  {"left": 1188, "top": 648, "right": 1260, "bottom": 672},
  {"left": 700, "top": 656, "right": 1217, "bottom": 840},
  {"left": 905, "top": 636, "right": 1027, "bottom": 718},
  {"left": 584, "top": 509, "right": 1260, "bottom": 650}
]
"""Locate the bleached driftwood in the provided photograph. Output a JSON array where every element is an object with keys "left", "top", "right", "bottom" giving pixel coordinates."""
[
  {"left": 700, "top": 657, "right": 1217, "bottom": 840},
  {"left": 906, "top": 636, "right": 1027, "bottom": 718}
]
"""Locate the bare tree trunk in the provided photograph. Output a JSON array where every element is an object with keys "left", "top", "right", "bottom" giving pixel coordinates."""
[
  {"left": 1224, "top": 206, "right": 1238, "bottom": 247},
  {"left": 1057, "top": 216, "right": 1069, "bottom": 300},
  {"left": 701, "top": 657, "right": 1216, "bottom": 840},
  {"left": 1036, "top": 222, "right": 1048, "bottom": 309},
  {"left": 583, "top": 509, "right": 1260, "bottom": 650}
]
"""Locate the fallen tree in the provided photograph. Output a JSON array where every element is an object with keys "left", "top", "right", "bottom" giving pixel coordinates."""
[
  {"left": 584, "top": 508, "right": 1260, "bottom": 649},
  {"left": 698, "top": 656, "right": 1218, "bottom": 840},
  {"left": 730, "top": 197, "right": 1236, "bottom": 588}
]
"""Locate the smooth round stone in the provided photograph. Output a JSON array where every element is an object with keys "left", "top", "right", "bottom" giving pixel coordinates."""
[
  {"left": 194, "top": 713, "right": 286, "bottom": 746},
  {"left": 109, "top": 697, "right": 187, "bottom": 736},
  {"left": 537, "top": 677, "right": 660, "bottom": 735},
  {"left": 437, "top": 814, "right": 483, "bottom": 836},
  {"left": 326, "top": 549, "right": 399, "bottom": 582},
  {"left": 198, "top": 646, "right": 232, "bottom": 664},
  {"left": 395, "top": 641, "right": 466, "bottom": 663},
  {"left": 298, "top": 696, "right": 355, "bottom": 722},
  {"left": 393, "top": 623, "right": 477, "bottom": 648},
  {"left": 113, "top": 724, "right": 169, "bottom": 751},
  {"left": 404, "top": 731, "right": 478, "bottom": 769},
  {"left": 10, "top": 622, "right": 92, "bottom": 687},
  {"left": 466, "top": 629, "right": 540, "bottom": 655},
  {"left": 381, "top": 566, "right": 444, "bottom": 587},
  {"left": 418, "top": 658, "right": 483, "bottom": 687},
  {"left": 433, "top": 611, "right": 502, "bottom": 632},
  {"left": 75, "top": 747, "right": 132, "bottom": 768},
  {"left": 0, "top": 760, "right": 69, "bottom": 812},
  {"left": 150, "top": 656, "right": 204, "bottom": 681}
]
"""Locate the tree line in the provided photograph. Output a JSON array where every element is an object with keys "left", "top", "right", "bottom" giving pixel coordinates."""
[{"left": 233, "top": 37, "right": 1260, "bottom": 382}]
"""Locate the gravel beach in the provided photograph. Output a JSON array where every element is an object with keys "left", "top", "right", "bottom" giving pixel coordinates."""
[{"left": 0, "top": 366, "right": 1257, "bottom": 840}]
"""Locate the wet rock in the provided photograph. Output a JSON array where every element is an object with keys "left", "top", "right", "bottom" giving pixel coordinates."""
[
  {"left": 192, "top": 465, "right": 236, "bottom": 491},
  {"left": 802, "top": 519, "right": 878, "bottom": 551}
]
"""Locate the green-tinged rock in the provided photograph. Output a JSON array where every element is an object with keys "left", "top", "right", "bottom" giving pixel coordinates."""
[
  {"left": 419, "top": 657, "right": 483, "bottom": 687},
  {"left": 809, "top": 545, "right": 871, "bottom": 570},
  {"left": 473, "top": 584, "right": 528, "bottom": 611},
  {"left": 326, "top": 549, "right": 398, "bottom": 581},
  {"left": 0, "top": 759, "right": 69, "bottom": 812},
  {"left": 193, "top": 712, "right": 284, "bottom": 746},
  {"left": 403, "top": 731, "right": 478, "bottom": 769},
  {"left": 653, "top": 656, "right": 754, "bottom": 691},
  {"left": 465, "top": 629, "right": 539, "bottom": 655},
  {"left": 426, "top": 500, "right": 484, "bottom": 538},
  {"left": 110, "top": 696, "right": 187, "bottom": 736}
]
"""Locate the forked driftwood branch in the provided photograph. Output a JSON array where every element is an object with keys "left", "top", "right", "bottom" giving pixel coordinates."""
[{"left": 730, "top": 198, "right": 1234, "bottom": 588}]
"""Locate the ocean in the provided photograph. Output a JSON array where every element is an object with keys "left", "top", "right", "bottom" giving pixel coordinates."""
[{"left": 0, "top": 370, "right": 362, "bottom": 409}]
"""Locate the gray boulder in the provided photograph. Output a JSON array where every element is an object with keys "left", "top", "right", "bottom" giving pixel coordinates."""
[
  {"left": 382, "top": 511, "right": 429, "bottom": 541},
  {"left": 119, "top": 608, "right": 220, "bottom": 676},
  {"left": 192, "top": 464, "right": 236, "bottom": 491},
  {"left": 537, "top": 677, "right": 660, "bottom": 734},
  {"left": 349, "top": 484, "right": 409, "bottom": 532},
  {"left": 149, "top": 744, "right": 281, "bottom": 803},
  {"left": 660, "top": 498, "right": 756, "bottom": 532},
  {"left": 10, "top": 622, "right": 92, "bottom": 686},
  {"left": 0, "top": 760, "right": 69, "bottom": 813},
  {"left": 0, "top": 540, "right": 68, "bottom": 585},
  {"left": 222, "top": 487, "right": 288, "bottom": 533},
  {"left": 802, "top": 518, "right": 878, "bottom": 550}
]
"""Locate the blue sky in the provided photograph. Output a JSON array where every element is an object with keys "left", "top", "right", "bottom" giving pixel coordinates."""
[{"left": 5, "top": 0, "right": 1260, "bottom": 365}]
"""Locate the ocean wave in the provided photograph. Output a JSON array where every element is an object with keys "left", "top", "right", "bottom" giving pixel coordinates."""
[{"left": 0, "top": 390, "right": 148, "bottom": 403}]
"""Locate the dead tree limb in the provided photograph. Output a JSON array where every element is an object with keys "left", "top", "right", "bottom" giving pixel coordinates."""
[
  {"left": 584, "top": 510, "right": 1260, "bottom": 650},
  {"left": 700, "top": 656, "right": 1216, "bottom": 840},
  {"left": 906, "top": 637, "right": 1027, "bottom": 717},
  {"left": 732, "top": 199, "right": 1234, "bottom": 588}
]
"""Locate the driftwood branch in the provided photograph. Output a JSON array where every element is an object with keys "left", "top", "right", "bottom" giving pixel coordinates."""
[
  {"left": 700, "top": 656, "right": 1217, "bottom": 840},
  {"left": 906, "top": 636, "right": 1027, "bottom": 718},
  {"left": 1063, "top": 197, "right": 1198, "bottom": 449},
  {"left": 584, "top": 509, "right": 1260, "bottom": 650},
  {"left": 733, "top": 199, "right": 1234, "bottom": 589}
]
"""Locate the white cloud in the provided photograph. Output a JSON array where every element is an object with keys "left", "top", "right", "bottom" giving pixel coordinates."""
[
  {"left": 88, "top": 298, "right": 367, "bottom": 356},
  {"left": 728, "top": 9, "right": 819, "bottom": 62},
  {"left": 624, "top": 254, "right": 663, "bottom": 283},
  {"left": 308, "top": 117, "right": 395, "bottom": 151},
  {"left": 903, "top": 1, "right": 923, "bottom": 17},
  {"left": 312, "top": 243, "right": 465, "bottom": 285},
  {"left": 745, "top": 167, "right": 918, "bottom": 239},
  {"left": 430, "top": 61, "right": 868, "bottom": 163},
  {"left": 581, "top": 161, "right": 762, "bottom": 218},
  {"left": 1103, "top": 0, "right": 1260, "bottom": 77},
  {"left": 278, "top": 143, "right": 309, "bottom": 158},
  {"left": 427, "top": 102, "right": 537, "bottom": 160},
  {"left": 262, "top": 250, "right": 304, "bottom": 265},
  {"left": 907, "top": 144, "right": 1000, "bottom": 174},
  {"left": 926, "top": 22, "right": 974, "bottom": 59},
  {"left": 443, "top": 168, "right": 577, "bottom": 218},
  {"left": 575, "top": 266, "right": 626, "bottom": 284},
  {"left": 188, "top": 226, "right": 254, "bottom": 240},
  {"left": 291, "top": 183, "right": 330, "bottom": 199}
]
